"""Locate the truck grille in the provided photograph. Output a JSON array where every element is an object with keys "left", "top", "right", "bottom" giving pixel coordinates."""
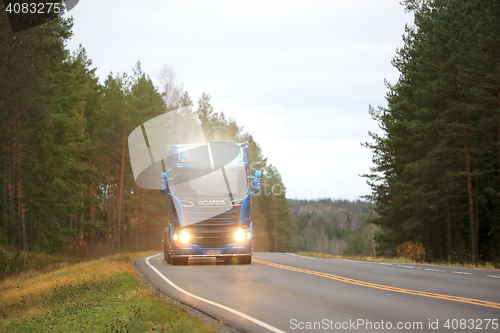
[
  {"left": 186, "top": 206, "right": 240, "bottom": 225},
  {"left": 185, "top": 206, "right": 240, "bottom": 247}
]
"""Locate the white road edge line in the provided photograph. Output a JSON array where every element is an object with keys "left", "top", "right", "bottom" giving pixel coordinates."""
[
  {"left": 401, "top": 265, "right": 414, "bottom": 269},
  {"left": 286, "top": 253, "right": 319, "bottom": 259},
  {"left": 287, "top": 253, "right": 372, "bottom": 263},
  {"left": 425, "top": 269, "right": 444, "bottom": 272},
  {"left": 145, "top": 254, "right": 286, "bottom": 333},
  {"left": 453, "top": 271, "right": 472, "bottom": 275},
  {"left": 336, "top": 259, "right": 369, "bottom": 263},
  {"left": 487, "top": 275, "right": 500, "bottom": 279},
  {"left": 287, "top": 253, "right": 400, "bottom": 266}
]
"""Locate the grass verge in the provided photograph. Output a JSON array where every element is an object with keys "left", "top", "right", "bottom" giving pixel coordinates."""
[
  {"left": 298, "top": 251, "right": 499, "bottom": 269},
  {"left": 0, "top": 251, "right": 217, "bottom": 332}
]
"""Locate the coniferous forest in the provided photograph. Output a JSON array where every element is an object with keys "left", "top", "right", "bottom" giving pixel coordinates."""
[
  {"left": 0, "top": 14, "right": 292, "bottom": 256},
  {"left": 289, "top": 199, "right": 376, "bottom": 256},
  {"left": 363, "top": 0, "right": 500, "bottom": 264}
]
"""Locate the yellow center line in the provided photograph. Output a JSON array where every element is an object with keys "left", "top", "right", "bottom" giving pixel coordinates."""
[{"left": 253, "top": 259, "right": 500, "bottom": 310}]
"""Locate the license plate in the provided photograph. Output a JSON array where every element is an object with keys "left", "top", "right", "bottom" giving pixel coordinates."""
[{"left": 204, "top": 250, "right": 221, "bottom": 255}]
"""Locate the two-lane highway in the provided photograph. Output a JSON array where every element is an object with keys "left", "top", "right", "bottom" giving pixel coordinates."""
[{"left": 136, "top": 253, "right": 500, "bottom": 332}]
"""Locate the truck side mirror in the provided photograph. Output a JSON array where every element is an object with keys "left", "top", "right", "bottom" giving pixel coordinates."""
[
  {"left": 160, "top": 172, "right": 170, "bottom": 195},
  {"left": 253, "top": 178, "right": 261, "bottom": 194},
  {"left": 254, "top": 170, "right": 263, "bottom": 178}
]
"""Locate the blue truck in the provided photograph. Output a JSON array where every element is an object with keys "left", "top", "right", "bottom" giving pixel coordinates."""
[{"left": 160, "top": 142, "right": 262, "bottom": 265}]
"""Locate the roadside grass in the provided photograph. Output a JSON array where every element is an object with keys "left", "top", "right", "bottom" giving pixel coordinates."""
[
  {"left": 0, "top": 251, "right": 216, "bottom": 332},
  {"left": 298, "top": 251, "right": 499, "bottom": 269},
  {"left": 0, "top": 246, "right": 81, "bottom": 283}
]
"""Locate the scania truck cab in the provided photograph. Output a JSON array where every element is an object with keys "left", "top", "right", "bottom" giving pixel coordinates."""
[{"left": 160, "top": 142, "right": 262, "bottom": 265}]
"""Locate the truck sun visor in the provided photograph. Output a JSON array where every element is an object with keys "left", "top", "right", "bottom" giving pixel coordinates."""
[{"left": 128, "top": 106, "right": 241, "bottom": 189}]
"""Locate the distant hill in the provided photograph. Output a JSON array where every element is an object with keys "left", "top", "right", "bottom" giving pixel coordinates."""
[{"left": 288, "top": 198, "right": 377, "bottom": 256}]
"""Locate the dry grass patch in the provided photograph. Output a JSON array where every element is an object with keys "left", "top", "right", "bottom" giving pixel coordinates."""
[
  {"left": 0, "top": 251, "right": 216, "bottom": 332},
  {"left": 0, "top": 247, "right": 81, "bottom": 283},
  {"left": 298, "top": 251, "right": 500, "bottom": 269}
]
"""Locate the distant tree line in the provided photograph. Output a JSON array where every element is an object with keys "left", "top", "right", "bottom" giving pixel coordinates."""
[
  {"left": 289, "top": 199, "right": 375, "bottom": 256},
  {"left": 0, "top": 14, "right": 292, "bottom": 256},
  {"left": 363, "top": 0, "right": 500, "bottom": 264}
]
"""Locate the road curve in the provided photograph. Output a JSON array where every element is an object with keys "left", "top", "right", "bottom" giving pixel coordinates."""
[{"left": 135, "top": 253, "right": 500, "bottom": 332}]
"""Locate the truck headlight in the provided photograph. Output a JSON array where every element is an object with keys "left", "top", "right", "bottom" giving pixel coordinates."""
[
  {"left": 180, "top": 231, "right": 190, "bottom": 243},
  {"left": 247, "top": 232, "right": 252, "bottom": 239},
  {"left": 235, "top": 230, "right": 245, "bottom": 242}
]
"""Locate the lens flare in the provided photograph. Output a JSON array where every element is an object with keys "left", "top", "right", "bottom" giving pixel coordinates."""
[
  {"left": 180, "top": 231, "right": 190, "bottom": 243},
  {"left": 235, "top": 230, "right": 245, "bottom": 242}
]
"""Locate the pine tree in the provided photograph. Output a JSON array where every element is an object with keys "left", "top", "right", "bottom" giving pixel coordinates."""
[{"left": 364, "top": 0, "right": 500, "bottom": 264}]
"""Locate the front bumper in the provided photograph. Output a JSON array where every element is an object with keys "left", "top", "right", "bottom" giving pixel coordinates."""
[{"left": 172, "top": 241, "right": 252, "bottom": 257}]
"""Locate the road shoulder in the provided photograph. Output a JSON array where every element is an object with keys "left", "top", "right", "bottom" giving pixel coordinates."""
[{"left": 134, "top": 254, "right": 241, "bottom": 333}]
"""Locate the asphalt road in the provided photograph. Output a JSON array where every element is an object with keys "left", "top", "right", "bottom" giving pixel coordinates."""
[{"left": 135, "top": 253, "right": 500, "bottom": 332}]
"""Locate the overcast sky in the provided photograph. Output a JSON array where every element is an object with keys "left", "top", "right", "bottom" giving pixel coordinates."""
[{"left": 65, "top": 0, "right": 414, "bottom": 201}]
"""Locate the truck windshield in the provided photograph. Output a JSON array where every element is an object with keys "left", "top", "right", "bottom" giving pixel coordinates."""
[{"left": 172, "top": 166, "right": 248, "bottom": 199}]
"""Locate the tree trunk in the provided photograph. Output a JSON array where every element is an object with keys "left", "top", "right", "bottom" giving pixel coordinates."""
[
  {"left": 454, "top": 198, "right": 461, "bottom": 259},
  {"left": 124, "top": 197, "right": 131, "bottom": 251},
  {"left": 80, "top": 213, "right": 83, "bottom": 237},
  {"left": 436, "top": 216, "right": 443, "bottom": 260},
  {"left": 89, "top": 157, "right": 95, "bottom": 248},
  {"left": 494, "top": 45, "right": 500, "bottom": 174},
  {"left": 462, "top": 105, "right": 477, "bottom": 264},
  {"left": 445, "top": 198, "right": 452, "bottom": 260},
  {"left": 88, "top": 155, "right": 95, "bottom": 223},
  {"left": 8, "top": 170, "right": 14, "bottom": 246},
  {"left": 34, "top": 217, "right": 39, "bottom": 252},
  {"left": 425, "top": 219, "right": 432, "bottom": 262},
  {"left": 441, "top": 155, "right": 453, "bottom": 260},
  {"left": 458, "top": 78, "right": 477, "bottom": 263},
  {"left": 112, "top": 199, "right": 117, "bottom": 247},
  {"left": 19, "top": 180, "right": 25, "bottom": 251},
  {"left": 475, "top": 179, "right": 479, "bottom": 259},
  {"left": 29, "top": 209, "right": 35, "bottom": 251},
  {"left": 90, "top": 185, "right": 95, "bottom": 222},
  {"left": 106, "top": 153, "right": 116, "bottom": 245},
  {"left": 117, "top": 126, "right": 126, "bottom": 250},
  {"left": 2, "top": 169, "right": 7, "bottom": 242},
  {"left": 107, "top": 155, "right": 110, "bottom": 224}
]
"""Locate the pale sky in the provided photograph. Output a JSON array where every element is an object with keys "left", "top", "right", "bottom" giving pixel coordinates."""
[{"left": 65, "top": 1, "right": 413, "bottom": 201}]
